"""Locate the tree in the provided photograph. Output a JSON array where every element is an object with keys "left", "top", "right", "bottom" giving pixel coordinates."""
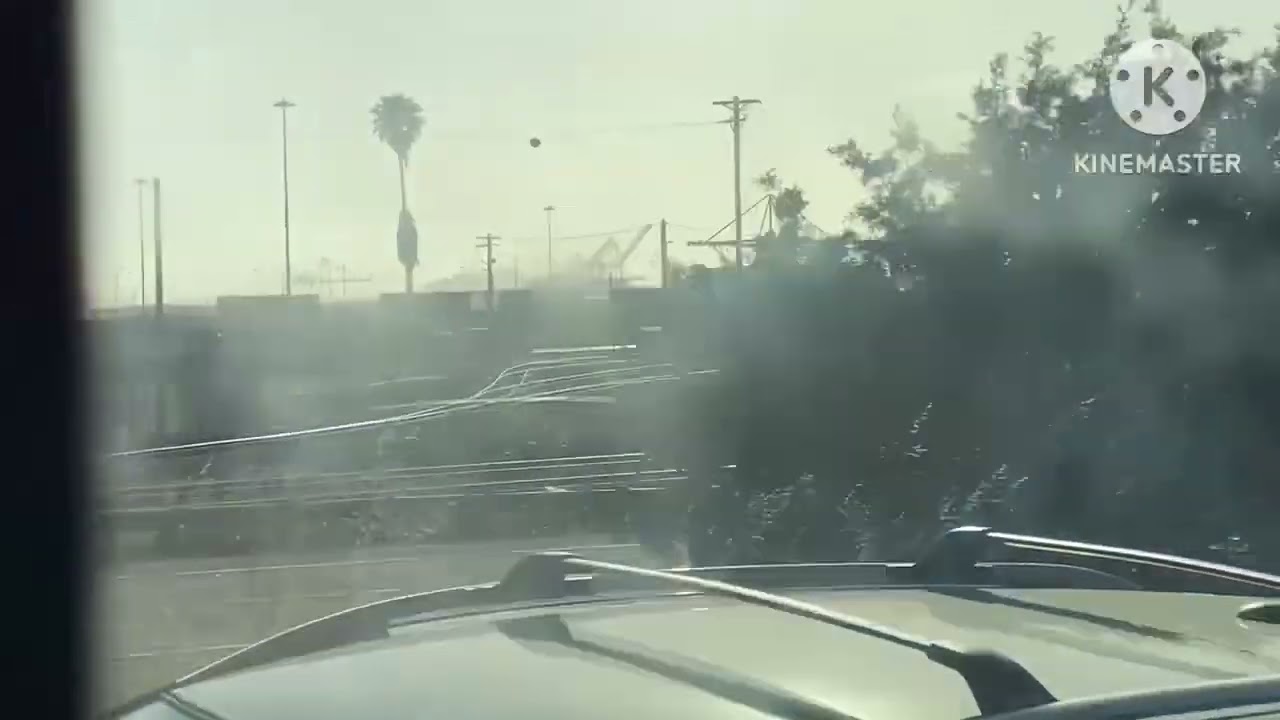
[
  {"left": 751, "top": 169, "right": 815, "bottom": 267},
  {"left": 370, "top": 94, "right": 426, "bottom": 292},
  {"left": 655, "top": 5, "right": 1280, "bottom": 566}
]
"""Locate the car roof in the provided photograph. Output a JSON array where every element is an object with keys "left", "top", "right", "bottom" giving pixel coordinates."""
[{"left": 172, "top": 587, "right": 1280, "bottom": 720}]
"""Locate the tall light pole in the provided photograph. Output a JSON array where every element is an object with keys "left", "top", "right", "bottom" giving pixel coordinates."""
[
  {"left": 134, "top": 178, "right": 148, "bottom": 307},
  {"left": 543, "top": 205, "right": 556, "bottom": 279},
  {"left": 152, "top": 178, "right": 164, "bottom": 317},
  {"left": 151, "top": 177, "right": 166, "bottom": 436},
  {"left": 273, "top": 98, "right": 296, "bottom": 296},
  {"left": 713, "top": 95, "right": 761, "bottom": 269}
]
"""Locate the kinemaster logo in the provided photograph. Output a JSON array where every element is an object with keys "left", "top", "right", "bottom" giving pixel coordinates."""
[{"left": 1072, "top": 38, "right": 1245, "bottom": 177}]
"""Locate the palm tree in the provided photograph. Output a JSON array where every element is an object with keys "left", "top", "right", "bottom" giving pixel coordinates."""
[{"left": 370, "top": 94, "right": 426, "bottom": 292}]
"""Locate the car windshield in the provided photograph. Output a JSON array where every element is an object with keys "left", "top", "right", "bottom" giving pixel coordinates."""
[{"left": 84, "top": 0, "right": 1279, "bottom": 715}]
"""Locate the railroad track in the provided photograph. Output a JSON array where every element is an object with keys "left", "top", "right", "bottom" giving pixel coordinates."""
[
  {"left": 97, "top": 351, "right": 714, "bottom": 558},
  {"left": 107, "top": 350, "right": 675, "bottom": 459},
  {"left": 106, "top": 452, "right": 657, "bottom": 511},
  {"left": 104, "top": 458, "right": 688, "bottom": 515},
  {"left": 103, "top": 351, "right": 696, "bottom": 510}
]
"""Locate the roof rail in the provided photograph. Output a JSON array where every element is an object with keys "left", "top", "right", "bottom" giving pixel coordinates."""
[
  {"left": 499, "top": 553, "right": 1057, "bottom": 716},
  {"left": 111, "top": 553, "right": 1069, "bottom": 717},
  {"left": 122, "top": 554, "right": 1131, "bottom": 710},
  {"left": 116, "top": 534, "right": 1269, "bottom": 717},
  {"left": 104, "top": 576, "right": 595, "bottom": 718},
  {"left": 913, "top": 526, "right": 1280, "bottom": 596}
]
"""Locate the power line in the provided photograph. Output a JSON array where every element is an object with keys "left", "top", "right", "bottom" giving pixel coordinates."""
[
  {"left": 508, "top": 224, "right": 651, "bottom": 244},
  {"left": 666, "top": 221, "right": 717, "bottom": 232},
  {"left": 688, "top": 195, "right": 772, "bottom": 247},
  {"left": 429, "top": 119, "right": 723, "bottom": 144}
]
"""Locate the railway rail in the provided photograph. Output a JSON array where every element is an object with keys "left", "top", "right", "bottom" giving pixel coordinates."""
[
  {"left": 107, "top": 350, "right": 674, "bottom": 459},
  {"left": 105, "top": 453, "right": 656, "bottom": 511},
  {"left": 99, "top": 350, "right": 715, "bottom": 559}
]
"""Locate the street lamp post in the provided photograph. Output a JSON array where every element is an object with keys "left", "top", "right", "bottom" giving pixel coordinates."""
[
  {"left": 543, "top": 205, "right": 556, "bottom": 279},
  {"left": 134, "top": 178, "right": 148, "bottom": 307},
  {"left": 151, "top": 177, "right": 166, "bottom": 435},
  {"left": 273, "top": 98, "right": 296, "bottom": 296},
  {"left": 152, "top": 178, "right": 164, "bottom": 316}
]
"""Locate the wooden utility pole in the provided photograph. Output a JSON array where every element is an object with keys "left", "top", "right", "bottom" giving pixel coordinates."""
[
  {"left": 712, "top": 95, "right": 761, "bottom": 269},
  {"left": 659, "top": 219, "right": 669, "bottom": 289},
  {"left": 134, "top": 178, "right": 147, "bottom": 307},
  {"left": 151, "top": 177, "right": 166, "bottom": 437},
  {"left": 152, "top": 178, "right": 164, "bottom": 316},
  {"left": 542, "top": 206, "right": 555, "bottom": 279},
  {"left": 476, "top": 233, "right": 500, "bottom": 310}
]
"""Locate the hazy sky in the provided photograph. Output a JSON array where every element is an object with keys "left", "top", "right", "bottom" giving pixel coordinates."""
[{"left": 78, "top": 0, "right": 1274, "bottom": 306}]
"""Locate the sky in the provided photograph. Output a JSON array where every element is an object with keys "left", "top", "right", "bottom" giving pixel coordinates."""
[{"left": 78, "top": 0, "right": 1276, "bottom": 307}]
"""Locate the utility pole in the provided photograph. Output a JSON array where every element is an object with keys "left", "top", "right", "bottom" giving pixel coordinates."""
[
  {"left": 152, "top": 178, "right": 164, "bottom": 317},
  {"left": 543, "top": 205, "right": 556, "bottom": 279},
  {"left": 134, "top": 178, "right": 148, "bottom": 307},
  {"left": 319, "top": 257, "right": 333, "bottom": 299},
  {"left": 659, "top": 218, "right": 669, "bottom": 289},
  {"left": 152, "top": 177, "right": 166, "bottom": 438},
  {"left": 273, "top": 98, "right": 296, "bottom": 296},
  {"left": 513, "top": 256, "right": 520, "bottom": 288},
  {"left": 712, "top": 95, "right": 761, "bottom": 269},
  {"left": 476, "top": 233, "right": 500, "bottom": 310},
  {"left": 314, "top": 264, "right": 372, "bottom": 298}
]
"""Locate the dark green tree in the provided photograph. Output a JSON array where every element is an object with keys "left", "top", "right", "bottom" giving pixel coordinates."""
[
  {"left": 659, "top": 5, "right": 1280, "bottom": 566},
  {"left": 370, "top": 93, "right": 426, "bottom": 292}
]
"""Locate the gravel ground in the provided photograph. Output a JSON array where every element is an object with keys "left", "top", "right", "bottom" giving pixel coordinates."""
[{"left": 95, "top": 535, "right": 672, "bottom": 710}]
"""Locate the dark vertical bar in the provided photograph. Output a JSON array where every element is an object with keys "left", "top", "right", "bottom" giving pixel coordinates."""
[
  {"left": 151, "top": 178, "right": 167, "bottom": 436},
  {"left": 281, "top": 106, "right": 292, "bottom": 296},
  {"left": 136, "top": 180, "right": 146, "bottom": 307},
  {"left": 152, "top": 178, "right": 163, "bottom": 316},
  {"left": 731, "top": 98, "right": 743, "bottom": 270},
  {"left": 659, "top": 219, "right": 669, "bottom": 289}
]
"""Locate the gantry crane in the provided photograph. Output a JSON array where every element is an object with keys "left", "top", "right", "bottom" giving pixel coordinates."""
[{"left": 584, "top": 224, "right": 654, "bottom": 282}]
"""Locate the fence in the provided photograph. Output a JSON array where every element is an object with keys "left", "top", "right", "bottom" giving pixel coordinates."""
[{"left": 99, "top": 537, "right": 654, "bottom": 707}]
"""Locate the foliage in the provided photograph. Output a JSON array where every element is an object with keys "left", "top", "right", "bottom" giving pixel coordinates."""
[
  {"left": 669, "top": 5, "right": 1280, "bottom": 567},
  {"left": 397, "top": 208, "right": 419, "bottom": 271},
  {"left": 371, "top": 94, "right": 426, "bottom": 277},
  {"left": 750, "top": 169, "right": 835, "bottom": 268},
  {"left": 370, "top": 94, "right": 426, "bottom": 167}
]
